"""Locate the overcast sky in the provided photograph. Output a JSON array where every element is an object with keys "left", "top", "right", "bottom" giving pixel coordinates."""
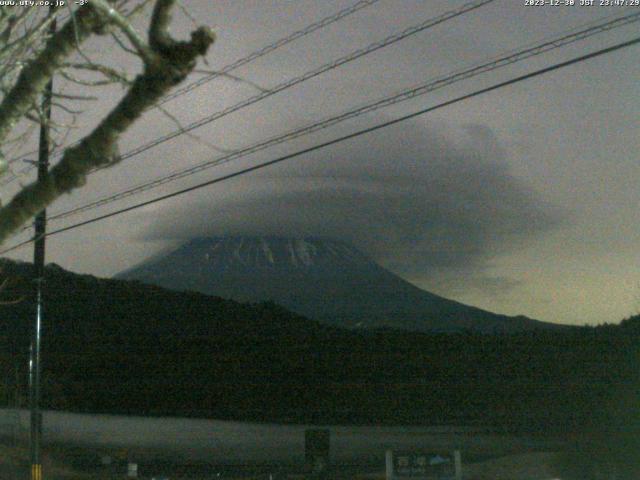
[{"left": 3, "top": 0, "right": 639, "bottom": 326}]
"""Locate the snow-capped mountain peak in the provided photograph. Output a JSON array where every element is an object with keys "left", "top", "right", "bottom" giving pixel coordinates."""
[
  {"left": 118, "top": 236, "right": 558, "bottom": 333},
  {"left": 171, "top": 236, "right": 370, "bottom": 271}
]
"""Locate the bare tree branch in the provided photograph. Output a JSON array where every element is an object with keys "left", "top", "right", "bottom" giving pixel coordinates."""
[
  {"left": 52, "top": 92, "right": 99, "bottom": 101},
  {"left": 111, "top": 31, "right": 139, "bottom": 56},
  {"left": 0, "top": 5, "right": 106, "bottom": 147},
  {"left": 193, "top": 68, "right": 270, "bottom": 93},
  {"left": 0, "top": 0, "right": 215, "bottom": 244},
  {"left": 59, "top": 70, "right": 120, "bottom": 88},
  {"left": 90, "top": 0, "right": 155, "bottom": 64},
  {"left": 63, "top": 62, "right": 131, "bottom": 85},
  {"left": 155, "top": 104, "right": 233, "bottom": 155}
]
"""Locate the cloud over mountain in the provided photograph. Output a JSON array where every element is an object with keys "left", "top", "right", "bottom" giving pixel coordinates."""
[{"left": 145, "top": 119, "right": 562, "bottom": 288}]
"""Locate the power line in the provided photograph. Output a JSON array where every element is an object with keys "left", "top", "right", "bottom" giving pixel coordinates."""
[
  {"left": 6, "top": 0, "right": 483, "bottom": 183},
  {"left": 46, "top": 11, "right": 640, "bottom": 223},
  {"left": 157, "top": 0, "right": 385, "bottom": 106},
  {"left": 105, "top": 0, "right": 495, "bottom": 163},
  {"left": 1, "top": 0, "right": 384, "bottom": 180},
  {"left": 2, "top": 35, "right": 637, "bottom": 256}
]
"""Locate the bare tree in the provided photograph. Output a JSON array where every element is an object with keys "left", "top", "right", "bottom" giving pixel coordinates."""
[{"left": 0, "top": 0, "right": 215, "bottom": 244}]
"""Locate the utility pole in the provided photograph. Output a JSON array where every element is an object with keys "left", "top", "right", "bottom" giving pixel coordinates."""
[{"left": 30, "top": 6, "right": 56, "bottom": 480}]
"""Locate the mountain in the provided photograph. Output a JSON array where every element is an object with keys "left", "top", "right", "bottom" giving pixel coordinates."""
[
  {"left": 117, "top": 236, "right": 560, "bottom": 333},
  {"left": 0, "top": 258, "right": 347, "bottom": 421},
  {"left": 0, "top": 259, "right": 635, "bottom": 431}
]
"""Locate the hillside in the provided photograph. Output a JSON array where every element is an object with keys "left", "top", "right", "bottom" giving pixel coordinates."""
[
  {"left": 118, "top": 237, "right": 563, "bottom": 333},
  {"left": 0, "top": 259, "right": 637, "bottom": 436}
]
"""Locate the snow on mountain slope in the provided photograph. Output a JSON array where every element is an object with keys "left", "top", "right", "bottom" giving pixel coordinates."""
[
  {"left": 118, "top": 237, "right": 559, "bottom": 333},
  {"left": 176, "top": 237, "right": 369, "bottom": 269}
]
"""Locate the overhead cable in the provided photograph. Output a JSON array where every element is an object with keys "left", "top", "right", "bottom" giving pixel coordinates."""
[
  {"left": 47, "top": 11, "right": 640, "bottom": 222},
  {"left": 2, "top": 0, "right": 384, "bottom": 178},
  {"left": 2, "top": 34, "right": 637, "bottom": 256}
]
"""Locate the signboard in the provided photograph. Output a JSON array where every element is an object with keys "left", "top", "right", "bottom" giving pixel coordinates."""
[
  {"left": 127, "top": 462, "right": 138, "bottom": 478},
  {"left": 305, "top": 429, "right": 330, "bottom": 475},
  {"left": 386, "top": 450, "right": 461, "bottom": 480}
]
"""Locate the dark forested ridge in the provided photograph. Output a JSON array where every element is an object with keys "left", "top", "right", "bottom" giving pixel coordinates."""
[
  {"left": 0, "top": 259, "right": 637, "bottom": 439},
  {"left": 118, "top": 236, "right": 563, "bottom": 334}
]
